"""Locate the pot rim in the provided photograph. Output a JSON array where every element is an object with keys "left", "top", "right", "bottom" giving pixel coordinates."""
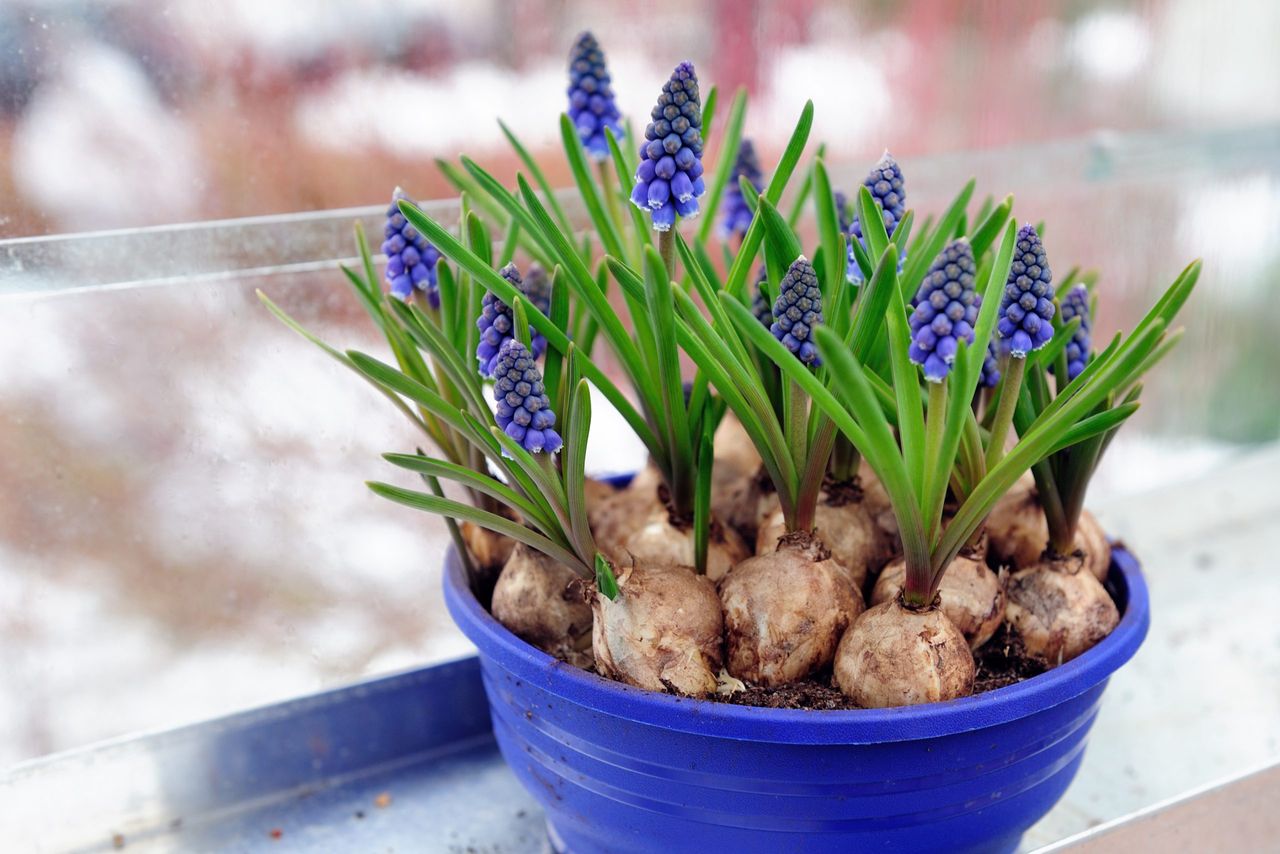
[{"left": 443, "top": 544, "right": 1149, "bottom": 745}]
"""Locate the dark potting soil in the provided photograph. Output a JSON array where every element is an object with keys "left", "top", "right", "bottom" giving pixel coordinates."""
[{"left": 971, "top": 624, "right": 1047, "bottom": 693}]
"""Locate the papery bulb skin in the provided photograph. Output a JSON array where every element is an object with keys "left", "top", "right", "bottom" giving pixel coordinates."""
[
  {"left": 475, "top": 263, "right": 548, "bottom": 377},
  {"left": 492, "top": 544, "right": 592, "bottom": 668},
  {"left": 1059, "top": 283, "right": 1093, "bottom": 381},
  {"left": 908, "top": 240, "right": 978, "bottom": 382},
  {"left": 592, "top": 563, "right": 724, "bottom": 697},
  {"left": 770, "top": 256, "right": 824, "bottom": 366},
  {"left": 720, "top": 138, "right": 762, "bottom": 241},
  {"left": 567, "top": 32, "right": 624, "bottom": 160},
  {"left": 490, "top": 339, "right": 562, "bottom": 454},
  {"left": 383, "top": 187, "right": 441, "bottom": 307},
  {"left": 630, "top": 62, "right": 705, "bottom": 231},
  {"left": 834, "top": 600, "right": 976, "bottom": 707},
  {"left": 721, "top": 533, "right": 863, "bottom": 687},
  {"left": 996, "top": 225, "right": 1056, "bottom": 357}
]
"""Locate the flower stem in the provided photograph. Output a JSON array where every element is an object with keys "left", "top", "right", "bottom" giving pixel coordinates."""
[
  {"left": 597, "top": 160, "right": 624, "bottom": 245},
  {"left": 785, "top": 377, "right": 809, "bottom": 497},
  {"left": 922, "top": 380, "right": 949, "bottom": 542},
  {"left": 984, "top": 355, "right": 1025, "bottom": 472},
  {"left": 658, "top": 227, "right": 676, "bottom": 282}
]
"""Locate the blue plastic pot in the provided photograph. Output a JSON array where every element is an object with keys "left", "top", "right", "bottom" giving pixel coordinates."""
[{"left": 443, "top": 545, "right": 1149, "bottom": 854}]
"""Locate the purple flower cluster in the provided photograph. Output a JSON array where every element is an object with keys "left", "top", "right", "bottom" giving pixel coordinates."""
[
  {"left": 720, "top": 139, "right": 762, "bottom": 241},
  {"left": 751, "top": 265, "right": 772, "bottom": 327},
  {"left": 567, "top": 32, "right": 624, "bottom": 161},
  {"left": 996, "top": 225, "right": 1056, "bottom": 357},
  {"left": 980, "top": 339, "right": 1003, "bottom": 388},
  {"left": 630, "top": 62, "right": 705, "bottom": 231},
  {"left": 846, "top": 153, "right": 907, "bottom": 284},
  {"left": 383, "top": 188, "right": 441, "bottom": 306},
  {"left": 493, "top": 339, "right": 562, "bottom": 454},
  {"left": 771, "top": 256, "right": 823, "bottom": 366},
  {"left": 476, "top": 264, "right": 547, "bottom": 377},
  {"left": 1059, "top": 284, "right": 1093, "bottom": 381},
  {"left": 908, "top": 240, "right": 978, "bottom": 383}
]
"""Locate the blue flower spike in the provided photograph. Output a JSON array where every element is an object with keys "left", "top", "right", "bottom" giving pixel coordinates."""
[
  {"left": 630, "top": 61, "right": 705, "bottom": 232},
  {"left": 720, "top": 138, "right": 762, "bottom": 240},
  {"left": 750, "top": 265, "right": 773, "bottom": 327},
  {"left": 383, "top": 187, "right": 442, "bottom": 307},
  {"left": 476, "top": 263, "right": 547, "bottom": 377},
  {"left": 980, "top": 339, "right": 1003, "bottom": 389},
  {"left": 493, "top": 339, "right": 562, "bottom": 454},
  {"left": 997, "top": 225, "right": 1056, "bottom": 357},
  {"left": 847, "top": 152, "right": 907, "bottom": 283},
  {"left": 567, "top": 32, "right": 624, "bottom": 161},
  {"left": 771, "top": 256, "right": 824, "bottom": 366},
  {"left": 908, "top": 239, "right": 978, "bottom": 383},
  {"left": 1059, "top": 283, "right": 1093, "bottom": 381}
]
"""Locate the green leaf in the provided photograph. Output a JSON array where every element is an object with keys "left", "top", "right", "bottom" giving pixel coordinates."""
[
  {"left": 901, "top": 179, "right": 975, "bottom": 296},
  {"left": 969, "top": 194, "right": 1013, "bottom": 259},
  {"left": 382, "top": 453, "right": 557, "bottom": 535},
  {"left": 724, "top": 100, "right": 814, "bottom": 300},
  {"left": 369, "top": 482, "right": 589, "bottom": 578},
  {"left": 595, "top": 553, "right": 619, "bottom": 600},
  {"left": 642, "top": 243, "right": 695, "bottom": 512},
  {"left": 559, "top": 113, "right": 627, "bottom": 260},
  {"left": 563, "top": 379, "right": 595, "bottom": 561},
  {"left": 813, "top": 159, "right": 845, "bottom": 297},
  {"left": 697, "top": 88, "right": 748, "bottom": 243},
  {"left": 499, "top": 117, "right": 573, "bottom": 232}
]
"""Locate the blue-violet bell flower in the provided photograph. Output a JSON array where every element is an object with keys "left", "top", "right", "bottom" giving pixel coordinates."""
[
  {"left": 476, "top": 263, "right": 547, "bottom": 377},
  {"left": 630, "top": 61, "right": 705, "bottom": 231},
  {"left": 996, "top": 224, "right": 1056, "bottom": 357},
  {"left": 719, "top": 138, "right": 762, "bottom": 241},
  {"left": 492, "top": 339, "right": 562, "bottom": 454},
  {"left": 567, "top": 32, "right": 624, "bottom": 161},
  {"left": 980, "top": 339, "right": 1002, "bottom": 388},
  {"left": 383, "top": 187, "right": 441, "bottom": 307},
  {"left": 908, "top": 239, "right": 978, "bottom": 382},
  {"left": 771, "top": 256, "right": 824, "bottom": 366},
  {"left": 847, "top": 152, "right": 907, "bottom": 284},
  {"left": 1059, "top": 283, "right": 1092, "bottom": 381}
]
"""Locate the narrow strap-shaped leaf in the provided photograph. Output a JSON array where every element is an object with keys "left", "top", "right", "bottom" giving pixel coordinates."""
[
  {"left": 368, "top": 482, "right": 590, "bottom": 578},
  {"left": 856, "top": 185, "right": 891, "bottom": 268},
  {"left": 785, "top": 143, "right": 825, "bottom": 228},
  {"left": 724, "top": 101, "right": 814, "bottom": 300},
  {"left": 900, "top": 179, "right": 975, "bottom": 297},
  {"left": 605, "top": 127, "right": 650, "bottom": 263},
  {"left": 969, "top": 194, "right": 1013, "bottom": 259},
  {"left": 499, "top": 117, "right": 573, "bottom": 232},
  {"left": 812, "top": 159, "right": 845, "bottom": 299},
  {"left": 696, "top": 87, "right": 748, "bottom": 244},
  {"left": 397, "top": 199, "right": 656, "bottom": 452},
  {"left": 563, "top": 379, "right": 596, "bottom": 562},
  {"left": 559, "top": 113, "right": 627, "bottom": 260},
  {"left": 383, "top": 453, "right": 558, "bottom": 536},
  {"left": 643, "top": 244, "right": 695, "bottom": 511}
]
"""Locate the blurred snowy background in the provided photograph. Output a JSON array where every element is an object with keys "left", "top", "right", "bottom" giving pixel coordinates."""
[{"left": 1, "top": 0, "right": 1279, "bottom": 765}]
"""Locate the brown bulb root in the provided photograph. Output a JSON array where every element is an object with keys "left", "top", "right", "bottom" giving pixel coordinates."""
[
  {"left": 592, "top": 564, "right": 724, "bottom": 696},
  {"left": 491, "top": 544, "right": 593, "bottom": 668},
  {"left": 833, "top": 600, "right": 975, "bottom": 708},
  {"left": 987, "top": 486, "right": 1110, "bottom": 581},
  {"left": 756, "top": 497, "right": 888, "bottom": 591},
  {"left": 1004, "top": 558, "right": 1119, "bottom": 667},
  {"left": 871, "top": 556, "right": 1006, "bottom": 650},
  {"left": 720, "top": 534, "right": 864, "bottom": 687},
  {"left": 622, "top": 506, "right": 750, "bottom": 582}
]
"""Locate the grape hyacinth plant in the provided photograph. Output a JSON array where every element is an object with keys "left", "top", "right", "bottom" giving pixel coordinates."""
[
  {"left": 258, "top": 31, "right": 1202, "bottom": 721},
  {"left": 567, "top": 32, "right": 625, "bottom": 161},
  {"left": 770, "top": 255, "right": 823, "bottom": 366},
  {"left": 476, "top": 263, "right": 547, "bottom": 377},
  {"left": 630, "top": 61, "right": 706, "bottom": 232},
  {"left": 719, "top": 138, "right": 762, "bottom": 241},
  {"left": 847, "top": 152, "right": 906, "bottom": 284},
  {"left": 908, "top": 239, "right": 979, "bottom": 382},
  {"left": 383, "top": 187, "right": 442, "bottom": 306},
  {"left": 1060, "top": 283, "right": 1093, "bottom": 380},
  {"left": 492, "top": 338, "right": 563, "bottom": 454}
]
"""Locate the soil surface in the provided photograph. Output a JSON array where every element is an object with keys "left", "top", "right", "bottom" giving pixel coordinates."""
[{"left": 704, "top": 632, "right": 1044, "bottom": 710}]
